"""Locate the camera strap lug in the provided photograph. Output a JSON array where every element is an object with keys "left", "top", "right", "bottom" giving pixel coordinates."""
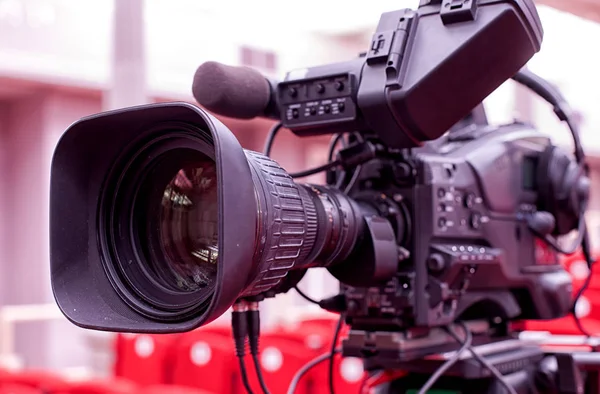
[
  {"left": 440, "top": 0, "right": 478, "bottom": 25},
  {"left": 366, "top": 10, "right": 417, "bottom": 86}
]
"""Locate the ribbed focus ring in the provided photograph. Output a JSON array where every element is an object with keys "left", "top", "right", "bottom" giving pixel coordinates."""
[
  {"left": 297, "top": 186, "right": 318, "bottom": 264},
  {"left": 243, "top": 151, "right": 318, "bottom": 295}
]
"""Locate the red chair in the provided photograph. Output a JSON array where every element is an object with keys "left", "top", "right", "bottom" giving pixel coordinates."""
[
  {"left": 169, "top": 331, "right": 239, "bottom": 394},
  {"left": 144, "top": 384, "right": 215, "bottom": 394},
  {"left": 114, "top": 333, "right": 180, "bottom": 386},
  {"left": 304, "top": 324, "right": 365, "bottom": 394},
  {"left": 195, "top": 323, "right": 230, "bottom": 338},
  {"left": 561, "top": 251, "right": 600, "bottom": 293},
  {"left": 525, "top": 316, "right": 600, "bottom": 336},
  {"left": 562, "top": 252, "right": 594, "bottom": 291},
  {"left": 54, "top": 378, "right": 138, "bottom": 394},
  {"left": 297, "top": 314, "right": 339, "bottom": 330},
  {"left": 0, "top": 370, "right": 70, "bottom": 392},
  {"left": 248, "top": 334, "right": 318, "bottom": 394},
  {"left": 577, "top": 289, "right": 600, "bottom": 320},
  {"left": 0, "top": 384, "right": 42, "bottom": 394},
  {"left": 337, "top": 356, "right": 366, "bottom": 392},
  {"left": 266, "top": 324, "right": 333, "bottom": 354},
  {"left": 312, "top": 354, "right": 365, "bottom": 394}
]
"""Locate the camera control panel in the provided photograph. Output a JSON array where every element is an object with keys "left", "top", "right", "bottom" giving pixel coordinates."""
[
  {"left": 277, "top": 74, "right": 358, "bottom": 133},
  {"left": 422, "top": 161, "right": 490, "bottom": 238}
]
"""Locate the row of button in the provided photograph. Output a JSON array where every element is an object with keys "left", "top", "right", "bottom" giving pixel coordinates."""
[
  {"left": 437, "top": 188, "right": 480, "bottom": 209},
  {"left": 288, "top": 81, "right": 345, "bottom": 98},
  {"left": 451, "top": 245, "right": 487, "bottom": 253},
  {"left": 289, "top": 103, "right": 346, "bottom": 119},
  {"left": 438, "top": 213, "right": 484, "bottom": 230},
  {"left": 450, "top": 245, "right": 496, "bottom": 262}
]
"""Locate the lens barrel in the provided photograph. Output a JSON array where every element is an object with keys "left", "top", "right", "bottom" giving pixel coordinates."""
[
  {"left": 242, "top": 151, "right": 364, "bottom": 296},
  {"left": 97, "top": 125, "right": 368, "bottom": 322}
]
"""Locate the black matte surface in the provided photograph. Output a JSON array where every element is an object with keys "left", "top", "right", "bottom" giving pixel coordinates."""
[{"left": 50, "top": 103, "right": 258, "bottom": 332}]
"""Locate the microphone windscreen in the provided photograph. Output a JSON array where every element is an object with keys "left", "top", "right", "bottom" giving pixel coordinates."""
[{"left": 192, "top": 61, "right": 271, "bottom": 119}]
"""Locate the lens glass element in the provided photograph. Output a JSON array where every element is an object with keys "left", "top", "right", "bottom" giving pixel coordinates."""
[{"left": 156, "top": 158, "right": 218, "bottom": 293}]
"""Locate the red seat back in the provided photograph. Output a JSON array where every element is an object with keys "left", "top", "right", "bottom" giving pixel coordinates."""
[
  {"left": 194, "top": 323, "right": 230, "bottom": 338},
  {"left": 266, "top": 325, "right": 333, "bottom": 353},
  {"left": 169, "top": 331, "right": 238, "bottom": 394},
  {"left": 54, "top": 378, "right": 138, "bottom": 394},
  {"left": 320, "top": 354, "right": 365, "bottom": 394},
  {"left": 114, "top": 333, "right": 180, "bottom": 386},
  {"left": 299, "top": 319, "right": 365, "bottom": 394},
  {"left": 249, "top": 334, "right": 317, "bottom": 394},
  {"left": 0, "top": 370, "right": 70, "bottom": 392},
  {"left": 0, "top": 383, "right": 44, "bottom": 394},
  {"left": 143, "top": 384, "right": 215, "bottom": 394},
  {"left": 297, "top": 314, "right": 339, "bottom": 330}
]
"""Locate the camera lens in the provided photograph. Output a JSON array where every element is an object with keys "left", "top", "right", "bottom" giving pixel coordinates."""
[
  {"left": 156, "top": 162, "right": 218, "bottom": 293},
  {"left": 100, "top": 130, "right": 223, "bottom": 322}
]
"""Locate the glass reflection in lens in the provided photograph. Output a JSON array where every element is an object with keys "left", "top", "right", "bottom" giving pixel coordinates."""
[{"left": 159, "top": 159, "right": 218, "bottom": 293}]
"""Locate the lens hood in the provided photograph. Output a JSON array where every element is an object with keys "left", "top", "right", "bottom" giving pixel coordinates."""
[{"left": 51, "top": 102, "right": 257, "bottom": 332}]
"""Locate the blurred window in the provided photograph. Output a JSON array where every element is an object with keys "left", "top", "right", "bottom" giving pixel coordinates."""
[{"left": 239, "top": 45, "right": 278, "bottom": 73}]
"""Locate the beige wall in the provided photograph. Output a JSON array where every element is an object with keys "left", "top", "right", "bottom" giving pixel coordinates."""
[
  {"left": 537, "top": 0, "right": 600, "bottom": 23},
  {"left": 0, "top": 89, "right": 101, "bottom": 369}
]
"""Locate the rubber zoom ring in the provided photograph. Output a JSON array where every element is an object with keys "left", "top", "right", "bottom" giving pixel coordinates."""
[{"left": 243, "top": 151, "right": 318, "bottom": 295}]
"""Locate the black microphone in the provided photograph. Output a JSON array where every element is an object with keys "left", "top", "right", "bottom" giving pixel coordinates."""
[{"left": 192, "top": 61, "right": 280, "bottom": 120}]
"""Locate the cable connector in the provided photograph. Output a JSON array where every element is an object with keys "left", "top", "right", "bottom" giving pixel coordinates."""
[
  {"left": 318, "top": 294, "right": 348, "bottom": 313},
  {"left": 247, "top": 301, "right": 261, "bottom": 356},
  {"left": 232, "top": 300, "right": 249, "bottom": 358},
  {"left": 336, "top": 141, "right": 378, "bottom": 169}
]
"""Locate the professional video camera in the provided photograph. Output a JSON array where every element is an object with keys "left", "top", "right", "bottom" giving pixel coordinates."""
[{"left": 50, "top": 0, "right": 598, "bottom": 392}]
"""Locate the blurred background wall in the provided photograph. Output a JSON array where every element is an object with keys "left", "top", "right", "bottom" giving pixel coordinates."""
[{"left": 0, "top": 0, "right": 599, "bottom": 377}]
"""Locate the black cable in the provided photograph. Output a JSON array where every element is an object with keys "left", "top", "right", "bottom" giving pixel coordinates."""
[
  {"left": 294, "top": 286, "right": 320, "bottom": 305},
  {"left": 416, "top": 324, "right": 472, "bottom": 394},
  {"left": 572, "top": 225, "right": 595, "bottom": 338},
  {"left": 531, "top": 202, "right": 588, "bottom": 255},
  {"left": 232, "top": 302, "right": 255, "bottom": 394},
  {"left": 329, "top": 314, "right": 345, "bottom": 394},
  {"left": 359, "top": 371, "right": 383, "bottom": 394},
  {"left": 290, "top": 160, "right": 341, "bottom": 179},
  {"left": 340, "top": 132, "right": 365, "bottom": 193},
  {"left": 447, "top": 322, "right": 517, "bottom": 394},
  {"left": 328, "top": 133, "right": 347, "bottom": 189},
  {"left": 513, "top": 69, "right": 596, "bottom": 337},
  {"left": 359, "top": 375, "right": 369, "bottom": 394},
  {"left": 328, "top": 133, "right": 346, "bottom": 162},
  {"left": 263, "top": 122, "right": 283, "bottom": 157},
  {"left": 250, "top": 355, "right": 270, "bottom": 394},
  {"left": 295, "top": 285, "right": 348, "bottom": 313},
  {"left": 286, "top": 349, "right": 342, "bottom": 394},
  {"left": 512, "top": 69, "right": 584, "bottom": 162},
  {"left": 343, "top": 165, "right": 362, "bottom": 194},
  {"left": 294, "top": 286, "right": 347, "bottom": 394},
  {"left": 247, "top": 305, "right": 271, "bottom": 394},
  {"left": 334, "top": 171, "right": 347, "bottom": 190},
  {"left": 237, "top": 357, "right": 255, "bottom": 394}
]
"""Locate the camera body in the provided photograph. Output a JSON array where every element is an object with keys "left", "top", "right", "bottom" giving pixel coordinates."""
[
  {"left": 266, "top": 0, "right": 576, "bottom": 337},
  {"left": 338, "top": 122, "right": 573, "bottom": 335}
]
